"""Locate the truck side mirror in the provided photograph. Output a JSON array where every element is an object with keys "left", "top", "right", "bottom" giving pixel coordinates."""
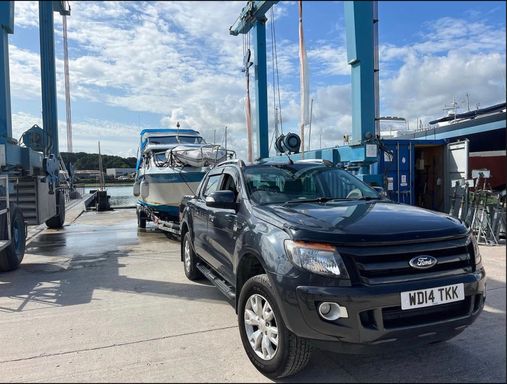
[
  {"left": 206, "top": 190, "right": 238, "bottom": 210},
  {"left": 372, "top": 186, "right": 388, "bottom": 199}
]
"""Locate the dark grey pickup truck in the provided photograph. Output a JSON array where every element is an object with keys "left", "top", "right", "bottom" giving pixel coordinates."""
[{"left": 179, "top": 160, "right": 486, "bottom": 379}]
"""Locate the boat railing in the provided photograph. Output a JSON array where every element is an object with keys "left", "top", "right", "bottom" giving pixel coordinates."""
[{"left": 162, "top": 144, "right": 236, "bottom": 167}]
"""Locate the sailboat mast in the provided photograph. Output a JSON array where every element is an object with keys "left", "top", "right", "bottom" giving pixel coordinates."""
[
  {"left": 224, "top": 126, "right": 228, "bottom": 153},
  {"left": 298, "top": 0, "right": 310, "bottom": 159},
  {"left": 308, "top": 98, "right": 313, "bottom": 151}
]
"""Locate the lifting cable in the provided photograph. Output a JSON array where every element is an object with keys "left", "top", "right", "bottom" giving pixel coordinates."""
[
  {"left": 272, "top": 7, "right": 283, "bottom": 135},
  {"left": 268, "top": 7, "right": 283, "bottom": 153},
  {"left": 243, "top": 31, "right": 254, "bottom": 162}
]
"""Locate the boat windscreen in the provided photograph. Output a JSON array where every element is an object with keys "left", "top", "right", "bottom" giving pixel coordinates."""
[
  {"left": 154, "top": 152, "right": 167, "bottom": 163},
  {"left": 148, "top": 136, "right": 205, "bottom": 145}
]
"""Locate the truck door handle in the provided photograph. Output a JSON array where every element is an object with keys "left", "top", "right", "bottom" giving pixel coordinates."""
[{"left": 225, "top": 215, "right": 235, "bottom": 223}]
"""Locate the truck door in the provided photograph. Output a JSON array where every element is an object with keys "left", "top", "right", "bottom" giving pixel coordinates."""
[
  {"left": 444, "top": 140, "right": 469, "bottom": 213},
  {"left": 206, "top": 167, "right": 241, "bottom": 285},
  {"left": 192, "top": 169, "right": 222, "bottom": 260}
]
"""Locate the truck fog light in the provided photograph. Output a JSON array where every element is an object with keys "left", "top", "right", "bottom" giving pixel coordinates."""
[
  {"left": 319, "top": 303, "right": 331, "bottom": 315},
  {"left": 318, "top": 302, "right": 348, "bottom": 321}
]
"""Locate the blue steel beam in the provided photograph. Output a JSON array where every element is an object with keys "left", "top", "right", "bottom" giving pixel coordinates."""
[
  {"left": 229, "top": 1, "right": 278, "bottom": 36},
  {"left": 254, "top": 20, "right": 269, "bottom": 159},
  {"left": 39, "top": 1, "right": 59, "bottom": 155},
  {"left": 38, "top": 1, "right": 70, "bottom": 156},
  {"left": 230, "top": 1, "right": 278, "bottom": 160},
  {"left": 344, "top": 1, "right": 375, "bottom": 146},
  {"left": 0, "top": 1, "right": 14, "bottom": 142}
]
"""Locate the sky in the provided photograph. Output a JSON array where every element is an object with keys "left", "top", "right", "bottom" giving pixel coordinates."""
[{"left": 7, "top": 1, "right": 507, "bottom": 160}]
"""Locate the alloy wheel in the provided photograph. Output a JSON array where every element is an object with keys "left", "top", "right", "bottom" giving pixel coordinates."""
[
  {"left": 244, "top": 293, "right": 279, "bottom": 360},
  {"left": 184, "top": 238, "right": 191, "bottom": 272}
]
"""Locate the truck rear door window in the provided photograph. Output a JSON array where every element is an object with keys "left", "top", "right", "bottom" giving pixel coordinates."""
[{"left": 203, "top": 175, "right": 221, "bottom": 198}]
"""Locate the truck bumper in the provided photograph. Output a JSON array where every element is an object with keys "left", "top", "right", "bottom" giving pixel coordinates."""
[{"left": 272, "top": 269, "right": 486, "bottom": 353}]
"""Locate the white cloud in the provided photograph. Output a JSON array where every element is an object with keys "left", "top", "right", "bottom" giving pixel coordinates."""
[
  {"left": 382, "top": 51, "right": 506, "bottom": 126},
  {"left": 9, "top": 46, "right": 42, "bottom": 100},
  {"left": 8, "top": 2, "right": 507, "bottom": 161},
  {"left": 12, "top": 1, "right": 39, "bottom": 28},
  {"left": 307, "top": 44, "right": 348, "bottom": 76},
  {"left": 12, "top": 111, "right": 144, "bottom": 156},
  {"left": 379, "top": 15, "right": 506, "bottom": 127}
]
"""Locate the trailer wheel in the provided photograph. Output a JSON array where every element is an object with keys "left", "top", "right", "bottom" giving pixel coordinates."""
[
  {"left": 137, "top": 207, "right": 147, "bottom": 229},
  {"left": 46, "top": 190, "right": 65, "bottom": 229},
  {"left": 0, "top": 204, "right": 26, "bottom": 272}
]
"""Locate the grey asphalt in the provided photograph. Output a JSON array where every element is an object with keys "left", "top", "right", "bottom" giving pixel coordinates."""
[{"left": 0, "top": 208, "right": 505, "bottom": 383}]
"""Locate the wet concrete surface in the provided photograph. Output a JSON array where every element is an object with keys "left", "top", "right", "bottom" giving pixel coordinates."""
[{"left": 0, "top": 209, "right": 505, "bottom": 382}]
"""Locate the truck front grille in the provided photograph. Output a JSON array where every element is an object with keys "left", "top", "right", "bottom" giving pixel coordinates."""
[{"left": 340, "top": 237, "right": 474, "bottom": 285}]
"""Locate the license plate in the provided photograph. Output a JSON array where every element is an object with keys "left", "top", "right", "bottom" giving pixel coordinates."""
[{"left": 400, "top": 283, "right": 464, "bottom": 310}]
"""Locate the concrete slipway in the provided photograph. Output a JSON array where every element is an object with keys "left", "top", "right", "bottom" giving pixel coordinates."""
[{"left": 0, "top": 207, "right": 505, "bottom": 383}]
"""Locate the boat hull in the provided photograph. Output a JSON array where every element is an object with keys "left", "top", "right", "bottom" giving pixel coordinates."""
[{"left": 137, "top": 171, "right": 204, "bottom": 219}]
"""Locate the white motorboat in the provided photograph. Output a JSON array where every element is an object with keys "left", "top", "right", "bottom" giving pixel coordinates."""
[{"left": 133, "top": 128, "right": 232, "bottom": 221}]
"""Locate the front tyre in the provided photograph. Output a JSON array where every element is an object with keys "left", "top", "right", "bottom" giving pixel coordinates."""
[
  {"left": 45, "top": 190, "right": 65, "bottom": 229},
  {"left": 238, "top": 274, "right": 312, "bottom": 379},
  {"left": 182, "top": 232, "right": 203, "bottom": 281},
  {"left": 0, "top": 204, "right": 26, "bottom": 272}
]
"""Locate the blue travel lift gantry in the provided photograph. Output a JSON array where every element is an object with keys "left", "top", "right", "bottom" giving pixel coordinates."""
[
  {"left": 230, "top": 1, "right": 382, "bottom": 186},
  {"left": 0, "top": 1, "right": 70, "bottom": 272}
]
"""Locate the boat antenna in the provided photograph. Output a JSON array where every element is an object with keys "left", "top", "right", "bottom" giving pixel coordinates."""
[
  {"left": 176, "top": 121, "right": 180, "bottom": 143},
  {"left": 298, "top": 0, "right": 310, "bottom": 160},
  {"left": 268, "top": 7, "right": 283, "bottom": 154}
]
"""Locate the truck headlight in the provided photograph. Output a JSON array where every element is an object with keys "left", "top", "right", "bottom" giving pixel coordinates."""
[
  {"left": 466, "top": 233, "right": 481, "bottom": 266},
  {"left": 284, "top": 240, "right": 349, "bottom": 278}
]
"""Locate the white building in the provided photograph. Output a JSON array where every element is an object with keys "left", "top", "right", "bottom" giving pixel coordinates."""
[{"left": 106, "top": 168, "right": 136, "bottom": 178}]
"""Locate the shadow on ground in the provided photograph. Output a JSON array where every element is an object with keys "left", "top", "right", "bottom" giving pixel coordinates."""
[{"left": 0, "top": 211, "right": 221, "bottom": 312}]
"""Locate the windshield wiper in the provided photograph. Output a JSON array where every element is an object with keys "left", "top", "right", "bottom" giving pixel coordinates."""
[
  {"left": 353, "top": 196, "right": 380, "bottom": 201},
  {"left": 282, "top": 197, "right": 347, "bottom": 205}
]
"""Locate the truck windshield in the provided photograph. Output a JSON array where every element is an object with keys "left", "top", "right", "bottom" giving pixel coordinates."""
[{"left": 243, "top": 164, "right": 380, "bottom": 205}]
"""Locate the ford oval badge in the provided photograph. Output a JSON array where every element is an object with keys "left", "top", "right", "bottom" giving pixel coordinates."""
[{"left": 409, "top": 255, "right": 437, "bottom": 270}]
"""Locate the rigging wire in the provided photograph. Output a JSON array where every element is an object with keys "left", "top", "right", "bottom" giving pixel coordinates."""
[
  {"left": 272, "top": 7, "right": 283, "bottom": 135},
  {"left": 269, "top": 7, "right": 278, "bottom": 153},
  {"left": 244, "top": 30, "right": 254, "bottom": 162},
  {"left": 268, "top": 7, "right": 284, "bottom": 153},
  {"left": 177, "top": 169, "right": 196, "bottom": 195}
]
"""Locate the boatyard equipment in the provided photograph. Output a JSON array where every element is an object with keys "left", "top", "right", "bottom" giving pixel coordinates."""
[
  {"left": 230, "top": 1, "right": 381, "bottom": 186},
  {"left": 0, "top": 1, "right": 70, "bottom": 271},
  {"left": 449, "top": 174, "right": 506, "bottom": 245},
  {"left": 397, "top": 102, "right": 506, "bottom": 191},
  {"left": 274, "top": 133, "right": 301, "bottom": 155},
  {"left": 375, "top": 139, "right": 470, "bottom": 213}
]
